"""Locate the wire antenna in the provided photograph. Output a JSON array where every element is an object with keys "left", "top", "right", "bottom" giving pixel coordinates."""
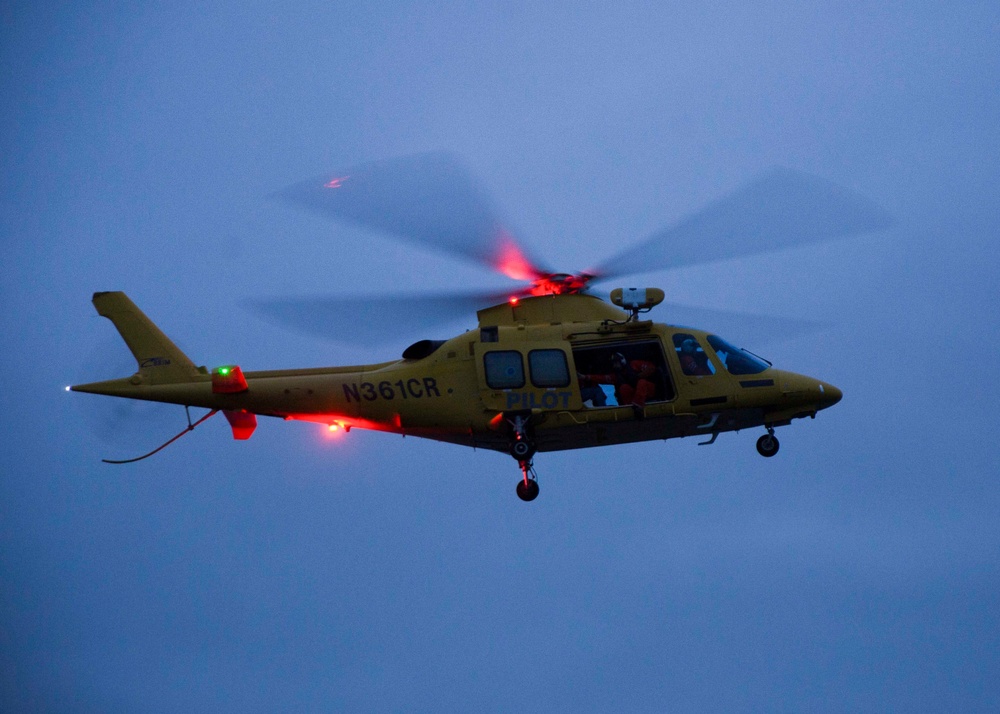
[{"left": 102, "top": 407, "right": 219, "bottom": 464}]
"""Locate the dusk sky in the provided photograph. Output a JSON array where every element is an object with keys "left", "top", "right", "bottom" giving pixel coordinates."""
[{"left": 3, "top": 3, "right": 998, "bottom": 711}]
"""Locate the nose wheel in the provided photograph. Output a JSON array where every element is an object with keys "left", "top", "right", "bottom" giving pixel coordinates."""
[{"left": 756, "top": 427, "right": 780, "bottom": 457}]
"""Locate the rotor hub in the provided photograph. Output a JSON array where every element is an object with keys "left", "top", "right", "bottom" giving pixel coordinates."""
[{"left": 529, "top": 272, "right": 593, "bottom": 296}]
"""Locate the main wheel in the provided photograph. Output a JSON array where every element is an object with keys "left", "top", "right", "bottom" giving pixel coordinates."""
[
  {"left": 510, "top": 439, "right": 535, "bottom": 460},
  {"left": 516, "top": 479, "right": 540, "bottom": 501},
  {"left": 756, "top": 433, "right": 780, "bottom": 457}
]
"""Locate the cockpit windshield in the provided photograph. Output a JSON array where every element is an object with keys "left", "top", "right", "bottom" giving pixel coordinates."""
[{"left": 706, "top": 335, "right": 770, "bottom": 375}]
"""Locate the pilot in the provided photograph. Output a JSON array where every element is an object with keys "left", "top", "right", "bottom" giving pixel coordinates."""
[{"left": 679, "top": 338, "right": 713, "bottom": 376}]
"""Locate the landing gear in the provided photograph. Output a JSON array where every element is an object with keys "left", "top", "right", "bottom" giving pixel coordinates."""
[
  {"left": 506, "top": 413, "right": 536, "bottom": 460},
  {"left": 510, "top": 438, "right": 535, "bottom": 460},
  {"left": 516, "top": 467, "right": 540, "bottom": 501},
  {"left": 756, "top": 427, "right": 780, "bottom": 457},
  {"left": 507, "top": 413, "right": 539, "bottom": 501},
  {"left": 515, "top": 456, "right": 539, "bottom": 501}
]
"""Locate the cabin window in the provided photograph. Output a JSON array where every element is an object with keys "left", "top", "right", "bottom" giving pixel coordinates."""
[
  {"left": 572, "top": 339, "right": 674, "bottom": 407},
  {"left": 484, "top": 350, "right": 525, "bottom": 389},
  {"left": 528, "top": 349, "right": 570, "bottom": 388},
  {"left": 673, "top": 334, "right": 716, "bottom": 376},
  {"left": 706, "top": 335, "right": 770, "bottom": 375}
]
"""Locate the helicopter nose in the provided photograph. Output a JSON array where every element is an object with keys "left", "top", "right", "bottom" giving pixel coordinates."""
[
  {"left": 819, "top": 382, "right": 843, "bottom": 408},
  {"left": 778, "top": 372, "right": 842, "bottom": 411}
]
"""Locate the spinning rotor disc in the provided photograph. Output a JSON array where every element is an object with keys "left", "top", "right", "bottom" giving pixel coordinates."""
[{"left": 258, "top": 152, "right": 892, "bottom": 343}]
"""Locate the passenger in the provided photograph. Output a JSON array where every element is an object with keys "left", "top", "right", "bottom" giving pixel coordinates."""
[
  {"left": 577, "top": 369, "right": 611, "bottom": 407},
  {"left": 578, "top": 352, "right": 658, "bottom": 410},
  {"left": 613, "top": 352, "right": 658, "bottom": 408}
]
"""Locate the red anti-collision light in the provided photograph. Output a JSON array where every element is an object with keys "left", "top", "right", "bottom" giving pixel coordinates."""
[{"left": 213, "top": 365, "right": 249, "bottom": 394}]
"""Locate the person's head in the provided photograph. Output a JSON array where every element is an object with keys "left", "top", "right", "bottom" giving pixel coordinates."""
[
  {"left": 611, "top": 352, "right": 627, "bottom": 370},
  {"left": 681, "top": 339, "right": 698, "bottom": 355}
]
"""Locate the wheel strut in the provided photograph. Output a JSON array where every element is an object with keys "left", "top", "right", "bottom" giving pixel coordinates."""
[{"left": 507, "top": 413, "right": 536, "bottom": 461}]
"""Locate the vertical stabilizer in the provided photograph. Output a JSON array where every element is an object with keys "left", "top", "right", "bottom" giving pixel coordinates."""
[{"left": 92, "top": 291, "right": 201, "bottom": 384}]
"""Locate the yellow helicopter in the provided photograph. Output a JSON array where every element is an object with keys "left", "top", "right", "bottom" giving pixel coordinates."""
[{"left": 71, "top": 154, "right": 888, "bottom": 501}]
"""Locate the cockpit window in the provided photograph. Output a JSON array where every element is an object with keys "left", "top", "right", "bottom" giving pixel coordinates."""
[
  {"left": 672, "top": 334, "right": 715, "bottom": 376},
  {"left": 706, "top": 335, "right": 770, "bottom": 375}
]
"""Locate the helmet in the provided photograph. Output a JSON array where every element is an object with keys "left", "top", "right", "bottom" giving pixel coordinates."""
[
  {"left": 681, "top": 339, "right": 698, "bottom": 354},
  {"left": 611, "top": 352, "right": 627, "bottom": 369}
]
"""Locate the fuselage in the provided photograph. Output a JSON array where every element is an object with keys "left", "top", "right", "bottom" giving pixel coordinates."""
[{"left": 73, "top": 293, "right": 842, "bottom": 455}]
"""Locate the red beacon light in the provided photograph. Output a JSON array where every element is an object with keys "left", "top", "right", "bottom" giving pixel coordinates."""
[{"left": 509, "top": 296, "right": 520, "bottom": 306}]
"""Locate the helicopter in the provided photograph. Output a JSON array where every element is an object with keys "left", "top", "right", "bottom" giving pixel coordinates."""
[{"left": 71, "top": 153, "right": 889, "bottom": 501}]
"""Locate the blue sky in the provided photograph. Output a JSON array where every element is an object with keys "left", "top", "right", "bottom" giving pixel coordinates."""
[{"left": 2, "top": 2, "right": 998, "bottom": 711}]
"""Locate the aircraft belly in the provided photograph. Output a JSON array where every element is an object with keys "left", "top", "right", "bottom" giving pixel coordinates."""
[{"left": 531, "top": 408, "right": 768, "bottom": 453}]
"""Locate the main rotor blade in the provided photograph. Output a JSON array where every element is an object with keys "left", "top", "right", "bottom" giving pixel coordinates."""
[
  {"left": 589, "top": 167, "right": 893, "bottom": 281},
  {"left": 656, "top": 302, "right": 827, "bottom": 347},
  {"left": 252, "top": 288, "right": 521, "bottom": 345},
  {"left": 278, "top": 152, "right": 549, "bottom": 281}
]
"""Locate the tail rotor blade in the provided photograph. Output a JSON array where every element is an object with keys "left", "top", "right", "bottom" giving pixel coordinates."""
[{"left": 70, "top": 333, "right": 185, "bottom": 446}]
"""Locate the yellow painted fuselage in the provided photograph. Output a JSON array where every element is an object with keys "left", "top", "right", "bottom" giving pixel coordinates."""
[{"left": 72, "top": 292, "right": 841, "bottom": 455}]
